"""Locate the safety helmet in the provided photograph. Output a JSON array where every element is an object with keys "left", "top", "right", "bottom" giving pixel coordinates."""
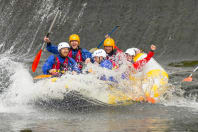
[
  {"left": 131, "top": 48, "right": 140, "bottom": 53},
  {"left": 69, "top": 34, "right": 80, "bottom": 44},
  {"left": 125, "top": 48, "right": 136, "bottom": 56},
  {"left": 92, "top": 49, "right": 107, "bottom": 58},
  {"left": 58, "top": 42, "right": 70, "bottom": 51},
  {"left": 104, "top": 37, "right": 115, "bottom": 49}
]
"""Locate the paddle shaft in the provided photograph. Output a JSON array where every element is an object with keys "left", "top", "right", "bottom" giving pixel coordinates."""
[
  {"left": 32, "top": 8, "right": 61, "bottom": 72},
  {"left": 97, "top": 26, "right": 120, "bottom": 48},
  {"left": 41, "top": 8, "right": 61, "bottom": 49},
  {"left": 189, "top": 65, "right": 198, "bottom": 77}
]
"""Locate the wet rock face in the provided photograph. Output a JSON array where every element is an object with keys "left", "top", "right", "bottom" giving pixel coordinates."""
[{"left": 0, "top": 0, "right": 198, "bottom": 62}]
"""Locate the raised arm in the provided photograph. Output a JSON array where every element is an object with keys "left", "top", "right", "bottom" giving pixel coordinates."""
[
  {"left": 133, "top": 45, "right": 156, "bottom": 70},
  {"left": 44, "top": 36, "right": 59, "bottom": 55}
]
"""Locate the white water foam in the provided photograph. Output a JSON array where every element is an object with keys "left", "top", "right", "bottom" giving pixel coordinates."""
[
  {"left": 0, "top": 56, "right": 113, "bottom": 113},
  {"left": 0, "top": 55, "right": 198, "bottom": 113},
  {"left": 160, "top": 82, "right": 198, "bottom": 112}
]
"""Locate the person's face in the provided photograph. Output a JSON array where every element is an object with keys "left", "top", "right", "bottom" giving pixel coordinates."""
[
  {"left": 70, "top": 40, "right": 79, "bottom": 49},
  {"left": 94, "top": 56, "right": 103, "bottom": 64},
  {"left": 126, "top": 54, "right": 134, "bottom": 62},
  {"left": 60, "top": 48, "right": 69, "bottom": 57},
  {"left": 104, "top": 46, "right": 113, "bottom": 54}
]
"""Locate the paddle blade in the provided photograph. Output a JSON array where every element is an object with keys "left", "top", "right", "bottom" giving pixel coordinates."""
[
  {"left": 34, "top": 75, "right": 52, "bottom": 79},
  {"left": 32, "top": 49, "right": 42, "bottom": 72},
  {"left": 183, "top": 76, "right": 192, "bottom": 82}
]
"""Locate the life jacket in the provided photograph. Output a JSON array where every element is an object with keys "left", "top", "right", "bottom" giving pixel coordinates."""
[
  {"left": 106, "top": 49, "right": 122, "bottom": 69},
  {"left": 133, "top": 51, "right": 154, "bottom": 71},
  {"left": 52, "top": 56, "right": 69, "bottom": 72},
  {"left": 68, "top": 48, "right": 83, "bottom": 70},
  {"left": 114, "top": 46, "right": 123, "bottom": 52},
  {"left": 106, "top": 49, "right": 116, "bottom": 61}
]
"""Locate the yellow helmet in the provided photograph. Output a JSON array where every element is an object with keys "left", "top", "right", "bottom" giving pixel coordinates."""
[
  {"left": 104, "top": 37, "right": 115, "bottom": 49},
  {"left": 69, "top": 34, "right": 80, "bottom": 44}
]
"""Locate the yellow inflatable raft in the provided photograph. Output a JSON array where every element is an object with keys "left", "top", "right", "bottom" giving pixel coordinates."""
[
  {"left": 102, "top": 53, "right": 169, "bottom": 105},
  {"left": 132, "top": 53, "right": 169, "bottom": 103},
  {"left": 42, "top": 53, "right": 168, "bottom": 106}
]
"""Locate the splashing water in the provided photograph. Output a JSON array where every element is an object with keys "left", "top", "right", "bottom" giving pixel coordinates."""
[
  {"left": 0, "top": 53, "right": 198, "bottom": 114},
  {"left": 0, "top": 55, "right": 114, "bottom": 111}
]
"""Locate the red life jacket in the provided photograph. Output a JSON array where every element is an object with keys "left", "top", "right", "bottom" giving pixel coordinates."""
[
  {"left": 114, "top": 46, "right": 123, "bottom": 52},
  {"left": 106, "top": 48, "right": 123, "bottom": 69},
  {"left": 133, "top": 51, "right": 154, "bottom": 70},
  {"left": 68, "top": 49, "right": 83, "bottom": 69},
  {"left": 52, "top": 57, "right": 69, "bottom": 71}
]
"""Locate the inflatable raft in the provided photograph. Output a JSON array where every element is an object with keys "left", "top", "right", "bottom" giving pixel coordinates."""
[
  {"left": 132, "top": 53, "right": 169, "bottom": 103},
  {"left": 37, "top": 53, "right": 168, "bottom": 106},
  {"left": 97, "top": 52, "right": 169, "bottom": 105}
]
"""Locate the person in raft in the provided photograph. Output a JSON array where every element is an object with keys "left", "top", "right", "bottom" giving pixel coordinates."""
[
  {"left": 42, "top": 42, "right": 80, "bottom": 76},
  {"left": 44, "top": 34, "right": 93, "bottom": 70},
  {"left": 122, "top": 45, "right": 156, "bottom": 79},
  {"left": 103, "top": 37, "right": 123, "bottom": 69},
  {"left": 92, "top": 49, "right": 117, "bottom": 82}
]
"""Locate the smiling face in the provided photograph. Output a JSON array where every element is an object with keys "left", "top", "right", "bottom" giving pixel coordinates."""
[
  {"left": 104, "top": 46, "right": 113, "bottom": 54},
  {"left": 70, "top": 40, "right": 79, "bottom": 49},
  {"left": 60, "top": 48, "right": 69, "bottom": 57}
]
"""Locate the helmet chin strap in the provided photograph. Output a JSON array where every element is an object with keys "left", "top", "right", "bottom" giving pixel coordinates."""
[
  {"left": 99, "top": 57, "right": 101, "bottom": 64},
  {"left": 98, "top": 57, "right": 103, "bottom": 64},
  {"left": 131, "top": 56, "right": 134, "bottom": 63},
  {"left": 59, "top": 50, "right": 63, "bottom": 57}
]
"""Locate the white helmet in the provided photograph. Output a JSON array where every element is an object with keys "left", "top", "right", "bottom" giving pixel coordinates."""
[
  {"left": 58, "top": 42, "right": 70, "bottom": 51},
  {"left": 92, "top": 49, "right": 107, "bottom": 58},
  {"left": 131, "top": 48, "right": 140, "bottom": 52},
  {"left": 125, "top": 48, "right": 137, "bottom": 56}
]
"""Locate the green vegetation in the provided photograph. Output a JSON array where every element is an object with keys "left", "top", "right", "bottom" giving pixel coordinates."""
[{"left": 168, "top": 60, "right": 198, "bottom": 67}]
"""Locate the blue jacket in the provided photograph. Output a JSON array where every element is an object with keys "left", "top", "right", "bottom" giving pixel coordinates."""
[
  {"left": 98, "top": 60, "right": 117, "bottom": 83},
  {"left": 42, "top": 55, "right": 80, "bottom": 74},
  {"left": 100, "top": 60, "right": 113, "bottom": 70},
  {"left": 46, "top": 43, "right": 93, "bottom": 61}
]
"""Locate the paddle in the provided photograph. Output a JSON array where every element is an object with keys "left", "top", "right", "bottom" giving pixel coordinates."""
[
  {"left": 32, "top": 8, "right": 61, "bottom": 72},
  {"left": 89, "top": 25, "right": 120, "bottom": 53},
  {"left": 34, "top": 75, "right": 52, "bottom": 79},
  {"left": 182, "top": 65, "right": 198, "bottom": 82}
]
